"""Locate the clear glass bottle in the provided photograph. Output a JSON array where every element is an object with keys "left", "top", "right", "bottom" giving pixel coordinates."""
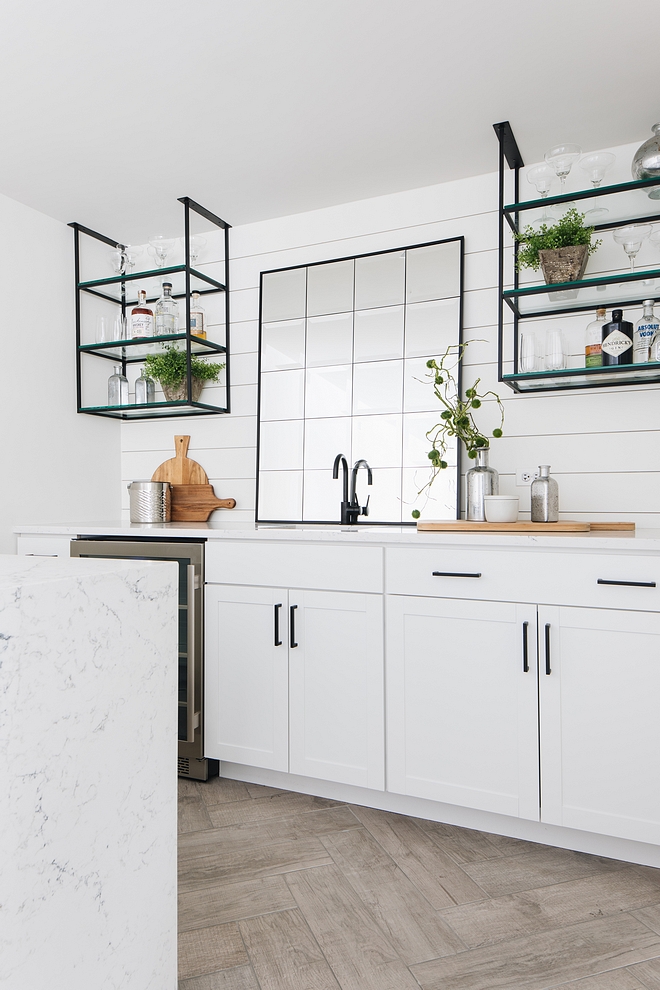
[
  {"left": 634, "top": 300, "right": 659, "bottom": 364},
  {"left": 108, "top": 365, "right": 128, "bottom": 406},
  {"left": 155, "top": 280, "right": 179, "bottom": 336},
  {"left": 130, "top": 289, "right": 154, "bottom": 339},
  {"left": 135, "top": 369, "right": 155, "bottom": 404},
  {"left": 585, "top": 308, "right": 606, "bottom": 367},
  {"left": 189, "top": 291, "right": 206, "bottom": 339},
  {"left": 465, "top": 448, "right": 499, "bottom": 521},
  {"left": 531, "top": 465, "right": 559, "bottom": 522}
]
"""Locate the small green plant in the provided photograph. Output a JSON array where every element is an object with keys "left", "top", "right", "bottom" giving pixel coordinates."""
[
  {"left": 411, "top": 343, "right": 504, "bottom": 519},
  {"left": 143, "top": 345, "right": 224, "bottom": 388},
  {"left": 514, "top": 208, "right": 601, "bottom": 272}
]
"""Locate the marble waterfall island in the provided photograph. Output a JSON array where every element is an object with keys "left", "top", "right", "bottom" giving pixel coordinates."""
[{"left": 0, "top": 555, "right": 178, "bottom": 990}]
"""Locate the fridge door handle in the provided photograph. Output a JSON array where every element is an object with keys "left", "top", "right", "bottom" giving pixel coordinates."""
[{"left": 185, "top": 564, "right": 199, "bottom": 744}]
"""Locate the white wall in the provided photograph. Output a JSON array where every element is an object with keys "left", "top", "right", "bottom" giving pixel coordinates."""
[
  {"left": 0, "top": 193, "right": 120, "bottom": 552},
  {"left": 121, "top": 138, "right": 660, "bottom": 528}
]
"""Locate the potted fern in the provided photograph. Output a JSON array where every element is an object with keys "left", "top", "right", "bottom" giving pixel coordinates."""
[
  {"left": 143, "top": 345, "right": 225, "bottom": 402},
  {"left": 514, "top": 208, "right": 601, "bottom": 284}
]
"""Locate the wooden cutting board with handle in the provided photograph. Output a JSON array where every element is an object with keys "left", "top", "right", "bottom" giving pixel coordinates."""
[
  {"left": 151, "top": 436, "right": 209, "bottom": 486},
  {"left": 170, "top": 485, "right": 236, "bottom": 521}
]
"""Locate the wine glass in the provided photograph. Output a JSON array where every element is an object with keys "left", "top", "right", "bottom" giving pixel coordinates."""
[
  {"left": 526, "top": 164, "right": 556, "bottom": 226},
  {"left": 613, "top": 224, "right": 652, "bottom": 271},
  {"left": 580, "top": 152, "right": 616, "bottom": 219},
  {"left": 188, "top": 235, "right": 206, "bottom": 267},
  {"left": 109, "top": 244, "right": 140, "bottom": 275},
  {"left": 650, "top": 226, "right": 660, "bottom": 252},
  {"left": 148, "top": 235, "right": 176, "bottom": 268},
  {"left": 544, "top": 144, "right": 582, "bottom": 194}
]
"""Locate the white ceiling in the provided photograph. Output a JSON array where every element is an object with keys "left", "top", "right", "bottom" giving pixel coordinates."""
[{"left": 0, "top": 0, "right": 655, "bottom": 241}]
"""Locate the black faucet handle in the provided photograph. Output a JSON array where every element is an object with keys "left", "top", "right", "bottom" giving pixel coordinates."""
[{"left": 361, "top": 494, "right": 370, "bottom": 517}]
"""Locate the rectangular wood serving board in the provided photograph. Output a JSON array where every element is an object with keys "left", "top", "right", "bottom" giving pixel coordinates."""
[{"left": 416, "top": 520, "right": 635, "bottom": 533}]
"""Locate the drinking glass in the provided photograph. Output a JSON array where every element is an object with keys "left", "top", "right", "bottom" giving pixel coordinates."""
[
  {"left": 109, "top": 245, "right": 140, "bottom": 275},
  {"left": 188, "top": 235, "right": 206, "bottom": 266},
  {"left": 650, "top": 227, "right": 660, "bottom": 253},
  {"left": 113, "top": 313, "right": 127, "bottom": 340},
  {"left": 526, "top": 164, "right": 556, "bottom": 226},
  {"left": 95, "top": 315, "right": 111, "bottom": 343},
  {"left": 519, "top": 332, "right": 537, "bottom": 373},
  {"left": 148, "top": 235, "right": 176, "bottom": 268},
  {"left": 544, "top": 144, "right": 582, "bottom": 193},
  {"left": 545, "top": 330, "right": 566, "bottom": 371},
  {"left": 580, "top": 152, "right": 615, "bottom": 219},
  {"left": 613, "top": 225, "right": 652, "bottom": 271}
]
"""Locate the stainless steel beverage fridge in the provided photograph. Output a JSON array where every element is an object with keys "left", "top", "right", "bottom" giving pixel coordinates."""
[{"left": 70, "top": 538, "right": 218, "bottom": 781}]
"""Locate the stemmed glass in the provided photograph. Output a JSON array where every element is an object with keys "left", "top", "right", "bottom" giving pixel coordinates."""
[
  {"left": 650, "top": 227, "right": 660, "bottom": 253},
  {"left": 527, "top": 164, "right": 556, "bottom": 226},
  {"left": 544, "top": 144, "right": 582, "bottom": 195},
  {"left": 188, "top": 235, "right": 206, "bottom": 267},
  {"left": 148, "top": 235, "right": 176, "bottom": 268},
  {"left": 109, "top": 244, "right": 140, "bottom": 275},
  {"left": 613, "top": 225, "right": 652, "bottom": 271},
  {"left": 579, "top": 152, "right": 616, "bottom": 219}
]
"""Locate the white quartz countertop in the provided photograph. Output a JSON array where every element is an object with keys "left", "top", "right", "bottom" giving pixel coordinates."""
[{"left": 14, "top": 519, "right": 660, "bottom": 553}]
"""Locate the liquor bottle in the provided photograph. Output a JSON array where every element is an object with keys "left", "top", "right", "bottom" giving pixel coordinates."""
[
  {"left": 189, "top": 292, "right": 206, "bottom": 339},
  {"left": 634, "top": 300, "right": 659, "bottom": 364},
  {"left": 585, "top": 308, "right": 606, "bottom": 367},
  {"left": 155, "top": 279, "right": 179, "bottom": 336},
  {"left": 601, "top": 308, "right": 634, "bottom": 366},
  {"left": 108, "top": 365, "right": 128, "bottom": 406},
  {"left": 130, "top": 289, "right": 154, "bottom": 339},
  {"left": 134, "top": 369, "right": 155, "bottom": 404}
]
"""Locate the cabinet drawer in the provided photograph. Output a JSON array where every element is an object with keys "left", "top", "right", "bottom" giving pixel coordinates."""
[
  {"left": 206, "top": 541, "right": 383, "bottom": 593},
  {"left": 532, "top": 551, "right": 660, "bottom": 612},
  {"left": 386, "top": 547, "right": 535, "bottom": 602},
  {"left": 17, "top": 535, "right": 73, "bottom": 558}
]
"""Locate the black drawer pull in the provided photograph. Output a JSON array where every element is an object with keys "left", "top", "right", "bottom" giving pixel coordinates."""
[
  {"left": 544, "top": 623, "right": 551, "bottom": 676},
  {"left": 290, "top": 604, "right": 298, "bottom": 649},
  {"left": 432, "top": 571, "right": 482, "bottom": 579},
  {"left": 522, "top": 621, "right": 529, "bottom": 673},
  {"left": 597, "top": 578, "right": 656, "bottom": 588},
  {"left": 274, "top": 603, "right": 282, "bottom": 646}
]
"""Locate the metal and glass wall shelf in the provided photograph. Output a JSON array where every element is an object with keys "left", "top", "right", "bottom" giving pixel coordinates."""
[
  {"left": 494, "top": 121, "right": 660, "bottom": 393},
  {"left": 70, "top": 197, "right": 231, "bottom": 419}
]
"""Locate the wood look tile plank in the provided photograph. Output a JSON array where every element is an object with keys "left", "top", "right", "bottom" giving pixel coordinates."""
[
  {"left": 179, "top": 794, "right": 213, "bottom": 834},
  {"left": 462, "top": 846, "right": 627, "bottom": 898},
  {"left": 417, "top": 820, "right": 514, "bottom": 864},
  {"left": 286, "top": 864, "right": 421, "bottom": 990},
  {"left": 198, "top": 777, "right": 252, "bottom": 807},
  {"left": 554, "top": 972, "right": 646, "bottom": 990},
  {"left": 410, "top": 914, "right": 660, "bottom": 990},
  {"left": 441, "top": 870, "right": 660, "bottom": 949},
  {"left": 321, "top": 828, "right": 466, "bottom": 964},
  {"left": 350, "top": 805, "right": 485, "bottom": 908},
  {"left": 240, "top": 908, "right": 340, "bottom": 990},
  {"left": 634, "top": 904, "right": 660, "bottom": 934},
  {"left": 245, "top": 782, "right": 291, "bottom": 800},
  {"left": 179, "top": 809, "right": 363, "bottom": 908},
  {"left": 178, "top": 876, "right": 296, "bottom": 931},
  {"left": 206, "top": 792, "right": 343, "bottom": 828},
  {"left": 627, "top": 957, "right": 660, "bottom": 989},
  {"left": 178, "top": 923, "right": 248, "bottom": 980},
  {"left": 178, "top": 964, "right": 259, "bottom": 990}
]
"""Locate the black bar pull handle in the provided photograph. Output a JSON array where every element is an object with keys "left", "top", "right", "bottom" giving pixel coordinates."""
[
  {"left": 274, "top": 603, "right": 282, "bottom": 646},
  {"left": 597, "top": 578, "right": 656, "bottom": 588},
  {"left": 290, "top": 604, "right": 298, "bottom": 649},
  {"left": 544, "top": 623, "right": 551, "bottom": 675},
  {"left": 522, "top": 621, "right": 529, "bottom": 673},
  {"left": 432, "top": 571, "right": 482, "bottom": 579}
]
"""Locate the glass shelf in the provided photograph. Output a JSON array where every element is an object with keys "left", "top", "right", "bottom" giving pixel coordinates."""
[
  {"left": 80, "top": 399, "right": 229, "bottom": 420},
  {"left": 79, "top": 333, "right": 227, "bottom": 362},
  {"left": 503, "top": 267, "right": 660, "bottom": 317},
  {"left": 505, "top": 176, "right": 660, "bottom": 214},
  {"left": 502, "top": 360, "right": 660, "bottom": 393},
  {"left": 79, "top": 265, "right": 225, "bottom": 304}
]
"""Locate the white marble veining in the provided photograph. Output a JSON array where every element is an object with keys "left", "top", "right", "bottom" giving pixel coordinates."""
[
  {"left": 14, "top": 519, "right": 660, "bottom": 554},
  {"left": 0, "top": 555, "right": 178, "bottom": 990}
]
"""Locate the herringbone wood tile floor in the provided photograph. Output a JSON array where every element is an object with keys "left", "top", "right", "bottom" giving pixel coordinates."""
[{"left": 178, "top": 778, "right": 660, "bottom": 990}]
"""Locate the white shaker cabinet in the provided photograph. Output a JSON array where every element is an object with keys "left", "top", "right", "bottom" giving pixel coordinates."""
[
  {"left": 386, "top": 594, "right": 540, "bottom": 820},
  {"left": 538, "top": 604, "right": 660, "bottom": 845},
  {"left": 205, "top": 582, "right": 384, "bottom": 789}
]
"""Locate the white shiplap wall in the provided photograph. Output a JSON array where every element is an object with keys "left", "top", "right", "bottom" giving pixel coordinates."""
[{"left": 121, "top": 137, "right": 660, "bottom": 527}]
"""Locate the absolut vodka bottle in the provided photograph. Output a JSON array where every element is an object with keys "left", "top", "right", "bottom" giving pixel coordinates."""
[{"left": 634, "top": 300, "right": 659, "bottom": 363}]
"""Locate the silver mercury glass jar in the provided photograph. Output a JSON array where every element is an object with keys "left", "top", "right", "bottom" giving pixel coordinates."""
[
  {"left": 632, "top": 123, "right": 660, "bottom": 199},
  {"left": 531, "top": 465, "right": 559, "bottom": 522},
  {"left": 466, "top": 448, "right": 499, "bottom": 521}
]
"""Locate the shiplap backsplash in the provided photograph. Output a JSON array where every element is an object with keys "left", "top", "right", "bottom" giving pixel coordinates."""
[{"left": 120, "top": 137, "right": 660, "bottom": 527}]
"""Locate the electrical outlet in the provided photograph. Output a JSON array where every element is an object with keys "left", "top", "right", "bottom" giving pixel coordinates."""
[{"left": 516, "top": 468, "right": 539, "bottom": 487}]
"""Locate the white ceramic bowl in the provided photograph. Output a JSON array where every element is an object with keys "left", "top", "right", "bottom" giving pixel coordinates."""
[{"left": 484, "top": 495, "right": 519, "bottom": 523}]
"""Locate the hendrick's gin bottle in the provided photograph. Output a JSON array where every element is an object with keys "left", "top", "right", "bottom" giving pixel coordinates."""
[{"left": 601, "top": 308, "right": 633, "bottom": 366}]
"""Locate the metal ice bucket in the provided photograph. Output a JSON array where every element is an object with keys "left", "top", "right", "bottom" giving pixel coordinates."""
[{"left": 127, "top": 481, "right": 172, "bottom": 523}]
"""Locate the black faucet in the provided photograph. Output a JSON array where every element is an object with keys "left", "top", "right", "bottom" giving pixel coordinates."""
[{"left": 333, "top": 454, "right": 372, "bottom": 525}]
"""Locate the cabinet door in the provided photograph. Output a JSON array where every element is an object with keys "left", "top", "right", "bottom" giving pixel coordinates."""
[
  {"left": 539, "top": 605, "right": 660, "bottom": 844},
  {"left": 387, "top": 595, "right": 539, "bottom": 820},
  {"left": 289, "top": 590, "right": 384, "bottom": 789},
  {"left": 205, "top": 585, "right": 288, "bottom": 771}
]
